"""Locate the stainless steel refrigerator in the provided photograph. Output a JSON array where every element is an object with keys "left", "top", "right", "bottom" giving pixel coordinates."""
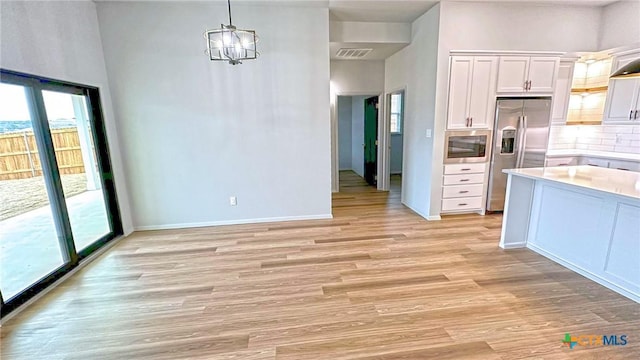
[{"left": 487, "top": 98, "right": 552, "bottom": 211}]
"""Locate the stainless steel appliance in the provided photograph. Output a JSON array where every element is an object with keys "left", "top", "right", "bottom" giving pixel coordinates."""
[
  {"left": 487, "top": 98, "right": 552, "bottom": 211},
  {"left": 444, "top": 130, "right": 492, "bottom": 164}
]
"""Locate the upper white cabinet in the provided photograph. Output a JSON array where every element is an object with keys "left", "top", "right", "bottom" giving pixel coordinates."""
[
  {"left": 497, "top": 56, "right": 559, "bottom": 94},
  {"left": 603, "top": 52, "right": 640, "bottom": 124},
  {"left": 550, "top": 60, "right": 575, "bottom": 125},
  {"left": 447, "top": 56, "right": 498, "bottom": 129}
]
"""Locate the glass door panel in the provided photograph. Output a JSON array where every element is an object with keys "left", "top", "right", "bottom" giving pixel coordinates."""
[
  {"left": 41, "top": 90, "right": 111, "bottom": 252},
  {"left": 0, "top": 83, "right": 66, "bottom": 301}
]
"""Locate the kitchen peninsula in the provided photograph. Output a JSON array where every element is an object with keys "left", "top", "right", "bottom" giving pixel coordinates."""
[{"left": 500, "top": 165, "right": 640, "bottom": 303}]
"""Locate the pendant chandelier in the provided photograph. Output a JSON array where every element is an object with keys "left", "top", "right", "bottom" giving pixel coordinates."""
[{"left": 204, "top": 0, "right": 259, "bottom": 65}]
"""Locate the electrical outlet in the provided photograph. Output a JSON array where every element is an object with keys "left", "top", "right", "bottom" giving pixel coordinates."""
[
  {"left": 229, "top": 196, "right": 237, "bottom": 206},
  {"left": 425, "top": 129, "right": 432, "bottom": 138}
]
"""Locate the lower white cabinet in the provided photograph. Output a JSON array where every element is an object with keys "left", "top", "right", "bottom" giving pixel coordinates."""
[
  {"left": 545, "top": 156, "right": 578, "bottom": 167},
  {"left": 579, "top": 157, "right": 611, "bottom": 168},
  {"left": 442, "top": 184, "right": 484, "bottom": 198},
  {"left": 441, "top": 163, "right": 487, "bottom": 213},
  {"left": 442, "top": 197, "right": 483, "bottom": 212}
]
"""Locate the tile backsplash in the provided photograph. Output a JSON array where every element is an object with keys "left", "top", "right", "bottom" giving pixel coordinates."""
[{"left": 548, "top": 125, "right": 640, "bottom": 154}]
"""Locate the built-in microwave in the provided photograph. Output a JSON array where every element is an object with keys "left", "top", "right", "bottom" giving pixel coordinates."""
[{"left": 444, "top": 130, "right": 492, "bottom": 164}]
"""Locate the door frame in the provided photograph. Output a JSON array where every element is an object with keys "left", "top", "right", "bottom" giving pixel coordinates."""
[
  {"left": 331, "top": 91, "right": 384, "bottom": 192},
  {"left": 379, "top": 87, "right": 407, "bottom": 192}
]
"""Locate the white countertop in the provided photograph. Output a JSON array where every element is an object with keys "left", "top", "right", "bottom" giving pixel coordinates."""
[
  {"left": 504, "top": 165, "right": 640, "bottom": 200},
  {"left": 546, "top": 149, "right": 640, "bottom": 162}
]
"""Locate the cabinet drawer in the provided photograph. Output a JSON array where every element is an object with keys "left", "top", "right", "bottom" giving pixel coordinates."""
[
  {"left": 442, "top": 184, "right": 484, "bottom": 199},
  {"left": 443, "top": 173, "right": 485, "bottom": 185},
  {"left": 444, "top": 163, "right": 486, "bottom": 175},
  {"left": 608, "top": 159, "right": 640, "bottom": 172},
  {"left": 442, "top": 197, "right": 483, "bottom": 211},
  {"left": 579, "top": 157, "right": 609, "bottom": 168}
]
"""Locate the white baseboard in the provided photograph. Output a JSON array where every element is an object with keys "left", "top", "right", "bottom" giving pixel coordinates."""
[
  {"left": 400, "top": 201, "right": 431, "bottom": 220},
  {"left": 500, "top": 242, "right": 527, "bottom": 249},
  {"left": 134, "top": 214, "right": 334, "bottom": 231},
  {"left": 426, "top": 215, "right": 442, "bottom": 221}
]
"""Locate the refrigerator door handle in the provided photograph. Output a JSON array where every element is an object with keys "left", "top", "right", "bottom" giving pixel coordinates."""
[
  {"left": 515, "top": 116, "right": 524, "bottom": 168},
  {"left": 517, "top": 115, "right": 529, "bottom": 168}
]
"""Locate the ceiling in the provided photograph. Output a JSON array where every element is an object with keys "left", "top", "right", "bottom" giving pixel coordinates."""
[
  {"left": 329, "top": 1, "right": 438, "bottom": 22},
  {"left": 328, "top": 0, "right": 619, "bottom": 23}
]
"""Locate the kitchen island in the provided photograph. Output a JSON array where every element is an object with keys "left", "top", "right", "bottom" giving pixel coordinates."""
[{"left": 500, "top": 165, "right": 640, "bottom": 303}]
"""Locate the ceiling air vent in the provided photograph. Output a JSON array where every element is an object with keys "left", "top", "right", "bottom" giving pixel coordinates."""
[{"left": 336, "top": 48, "right": 372, "bottom": 59}]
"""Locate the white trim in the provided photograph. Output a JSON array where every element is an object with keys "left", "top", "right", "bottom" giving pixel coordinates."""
[
  {"left": 426, "top": 215, "right": 442, "bottom": 221},
  {"left": 1, "top": 234, "right": 128, "bottom": 324},
  {"left": 528, "top": 243, "right": 640, "bottom": 304},
  {"left": 501, "top": 242, "right": 527, "bottom": 249},
  {"left": 134, "top": 214, "right": 334, "bottom": 231}
]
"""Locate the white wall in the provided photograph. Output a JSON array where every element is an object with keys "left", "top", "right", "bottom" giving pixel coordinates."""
[
  {"left": 0, "top": 0, "right": 133, "bottom": 234},
  {"left": 330, "top": 21, "right": 411, "bottom": 43},
  {"left": 96, "top": 1, "right": 331, "bottom": 229},
  {"left": 599, "top": 0, "right": 640, "bottom": 51},
  {"left": 384, "top": 4, "right": 440, "bottom": 218},
  {"left": 337, "top": 96, "right": 352, "bottom": 170},
  {"left": 330, "top": 60, "right": 385, "bottom": 94},
  {"left": 437, "top": 2, "right": 601, "bottom": 53},
  {"left": 351, "top": 95, "right": 367, "bottom": 177}
]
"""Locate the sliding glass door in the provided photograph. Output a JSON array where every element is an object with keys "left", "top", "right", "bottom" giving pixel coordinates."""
[
  {"left": 41, "top": 90, "right": 112, "bottom": 251},
  {"left": 0, "top": 83, "right": 68, "bottom": 301},
  {"left": 0, "top": 70, "right": 122, "bottom": 315}
]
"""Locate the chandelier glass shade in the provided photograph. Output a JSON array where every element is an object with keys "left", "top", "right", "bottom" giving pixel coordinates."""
[{"left": 204, "top": 0, "right": 258, "bottom": 65}]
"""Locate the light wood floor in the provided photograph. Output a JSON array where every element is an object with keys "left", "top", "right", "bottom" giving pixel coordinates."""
[{"left": 2, "top": 170, "right": 639, "bottom": 359}]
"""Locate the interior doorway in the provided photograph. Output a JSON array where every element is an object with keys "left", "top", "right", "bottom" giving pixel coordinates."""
[
  {"left": 387, "top": 90, "right": 404, "bottom": 192},
  {"left": 364, "top": 96, "right": 378, "bottom": 186},
  {"left": 336, "top": 94, "right": 379, "bottom": 190}
]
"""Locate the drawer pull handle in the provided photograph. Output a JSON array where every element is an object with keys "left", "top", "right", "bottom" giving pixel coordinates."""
[
  {"left": 460, "top": 168, "right": 471, "bottom": 171},
  {"left": 459, "top": 190, "right": 469, "bottom": 193},
  {"left": 459, "top": 179, "right": 470, "bottom": 182},
  {"left": 617, "top": 168, "right": 629, "bottom": 171},
  {"left": 458, "top": 203, "right": 468, "bottom": 206}
]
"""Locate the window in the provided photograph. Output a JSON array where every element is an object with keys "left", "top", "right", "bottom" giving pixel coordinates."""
[{"left": 390, "top": 93, "right": 403, "bottom": 134}]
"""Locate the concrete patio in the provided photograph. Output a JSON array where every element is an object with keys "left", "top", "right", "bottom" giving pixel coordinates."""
[{"left": 0, "top": 190, "right": 110, "bottom": 301}]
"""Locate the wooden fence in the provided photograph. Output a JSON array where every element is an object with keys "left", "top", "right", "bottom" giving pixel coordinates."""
[{"left": 0, "top": 128, "right": 86, "bottom": 181}]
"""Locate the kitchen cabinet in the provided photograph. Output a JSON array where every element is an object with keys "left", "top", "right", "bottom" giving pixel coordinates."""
[
  {"left": 545, "top": 154, "right": 640, "bottom": 172},
  {"left": 603, "top": 51, "right": 640, "bottom": 124},
  {"left": 545, "top": 156, "right": 578, "bottom": 167},
  {"left": 497, "top": 56, "right": 559, "bottom": 94},
  {"left": 550, "top": 61, "right": 575, "bottom": 125},
  {"left": 441, "top": 163, "right": 487, "bottom": 213},
  {"left": 579, "top": 156, "right": 610, "bottom": 168},
  {"left": 446, "top": 56, "right": 497, "bottom": 129}
]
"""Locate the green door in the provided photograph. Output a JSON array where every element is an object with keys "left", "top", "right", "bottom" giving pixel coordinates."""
[{"left": 364, "top": 96, "right": 378, "bottom": 186}]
